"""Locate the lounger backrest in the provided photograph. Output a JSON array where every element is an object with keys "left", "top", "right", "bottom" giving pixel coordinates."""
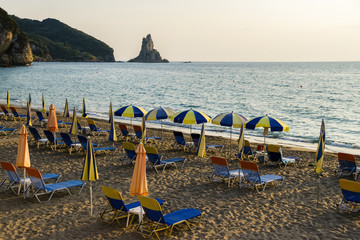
[
  {"left": 211, "top": 156, "right": 230, "bottom": 176},
  {"left": 43, "top": 130, "right": 55, "bottom": 143},
  {"left": 138, "top": 195, "right": 165, "bottom": 224},
  {"left": 26, "top": 167, "right": 46, "bottom": 190},
  {"left": 1, "top": 106, "right": 8, "bottom": 114},
  {"left": 119, "top": 124, "right": 130, "bottom": 136},
  {"left": 267, "top": 145, "right": 282, "bottom": 162},
  {"left": 101, "top": 186, "right": 128, "bottom": 212},
  {"left": 87, "top": 119, "right": 97, "bottom": 131},
  {"left": 339, "top": 179, "right": 360, "bottom": 203},
  {"left": 10, "top": 107, "right": 19, "bottom": 117},
  {"left": 245, "top": 140, "right": 251, "bottom": 147},
  {"left": 29, "top": 127, "right": 41, "bottom": 140},
  {"left": 191, "top": 133, "right": 200, "bottom": 147},
  {"left": 78, "top": 135, "right": 88, "bottom": 149},
  {"left": 240, "top": 161, "right": 261, "bottom": 183},
  {"left": 338, "top": 152, "right": 356, "bottom": 170},
  {"left": 60, "top": 133, "right": 73, "bottom": 147},
  {"left": 122, "top": 142, "right": 137, "bottom": 159},
  {"left": 256, "top": 145, "right": 265, "bottom": 151},
  {"left": 0, "top": 162, "right": 20, "bottom": 183},
  {"left": 144, "top": 146, "right": 161, "bottom": 165},
  {"left": 133, "top": 125, "right": 143, "bottom": 139},
  {"left": 36, "top": 111, "right": 45, "bottom": 121},
  {"left": 173, "top": 131, "right": 186, "bottom": 145}
]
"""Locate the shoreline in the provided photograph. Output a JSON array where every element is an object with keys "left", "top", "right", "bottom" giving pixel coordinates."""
[{"left": 1, "top": 100, "right": 358, "bottom": 156}]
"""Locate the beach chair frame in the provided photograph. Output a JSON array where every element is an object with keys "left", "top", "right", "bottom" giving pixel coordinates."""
[
  {"left": 87, "top": 119, "right": 110, "bottom": 136},
  {"left": 78, "top": 135, "right": 115, "bottom": 155},
  {"left": 240, "top": 160, "right": 284, "bottom": 193},
  {"left": 1, "top": 106, "right": 15, "bottom": 121},
  {"left": 173, "top": 131, "right": 194, "bottom": 151},
  {"left": 267, "top": 144, "right": 301, "bottom": 168},
  {"left": 121, "top": 141, "right": 137, "bottom": 165},
  {"left": 28, "top": 127, "right": 48, "bottom": 148},
  {"left": 209, "top": 156, "right": 242, "bottom": 187},
  {"left": 191, "top": 133, "right": 223, "bottom": 152},
  {"left": 335, "top": 152, "right": 359, "bottom": 179},
  {"left": 26, "top": 167, "right": 84, "bottom": 203},
  {"left": 119, "top": 124, "right": 135, "bottom": 141},
  {"left": 137, "top": 195, "right": 202, "bottom": 240},
  {"left": 133, "top": 125, "right": 162, "bottom": 143},
  {"left": 60, "top": 132, "right": 82, "bottom": 155}
]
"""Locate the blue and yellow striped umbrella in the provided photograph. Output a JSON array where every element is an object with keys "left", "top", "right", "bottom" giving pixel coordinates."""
[
  {"left": 315, "top": 119, "right": 325, "bottom": 175},
  {"left": 41, "top": 94, "right": 46, "bottom": 113},
  {"left": 108, "top": 111, "right": 117, "bottom": 142},
  {"left": 170, "top": 108, "right": 210, "bottom": 125},
  {"left": 26, "top": 100, "right": 32, "bottom": 127},
  {"left": 7, "top": 90, "right": 10, "bottom": 108},
  {"left": 28, "top": 93, "right": 31, "bottom": 107},
  {"left": 212, "top": 112, "right": 247, "bottom": 128},
  {"left": 82, "top": 98, "right": 87, "bottom": 118},
  {"left": 69, "top": 107, "right": 78, "bottom": 135},
  {"left": 63, "top": 98, "right": 69, "bottom": 118},
  {"left": 81, "top": 136, "right": 98, "bottom": 215},
  {"left": 245, "top": 115, "right": 289, "bottom": 132},
  {"left": 114, "top": 104, "right": 147, "bottom": 118},
  {"left": 145, "top": 106, "right": 175, "bottom": 121}
]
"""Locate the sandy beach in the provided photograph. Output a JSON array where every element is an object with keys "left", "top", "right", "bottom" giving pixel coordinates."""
[{"left": 1, "top": 107, "right": 360, "bottom": 240}]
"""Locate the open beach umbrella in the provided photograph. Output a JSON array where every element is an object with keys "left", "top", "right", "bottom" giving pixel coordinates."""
[
  {"left": 212, "top": 111, "right": 247, "bottom": 153},
  {"left": 108, "top": 111, "right": 117, "bottom": 143},
  {"left": 197, "top": 123, "right": 206, "bottom": 158},
  {"left": 145, "top": 106, "right": 176, "bottom": 137},
  {"left": 130, "top": 142, "right": 148, "bottom": 196},
  {"left": 81, "top": 136, "right": 99, "bottom": 215},
  {"left": 69, "top": 107, "right": 78, "bottom": 135},
  {"left": 63, "top": 98, "right": 69, "bottom": 118},
  {"left": 26, "top": 100, "right": 32, "bottom": 127},
  {"left": 114, "top": 104, "right": 147, "bottom": 124},
  {"left": 16, "top": 125, "right": 31, "bottom": 197},
  {"left": 315, "top": 119, "right": 325, "bottom": 175},
  {"left": 7, "top": 90, "right": 10, "bottom": 108},
  {"left": 238, "top": 124, "right": 245, "bottom": 160},
  {"left": 245, "top": 115, "right": 289, "bottom": 145},
  {"left": 42, "top": 94, "right": 46, "bottom": 113},
  {"left": 47, "top": 104, "right": 59, "bottom": 150},
  {"left": 108, "top": 102, "right": 113, "bottom": 123},
  {"left": 28, "top": 93, "right": 31, "bottom": 107},
  {"left": 82, "top": 98, "right": 87, "bottom": 118},
  {"left": 170, "top": 108, "right": 211, "bottom": 133}
]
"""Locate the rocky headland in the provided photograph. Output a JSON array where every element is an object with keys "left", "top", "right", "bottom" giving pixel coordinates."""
[
  {"left": 0, "top": 7, "right": 33, "bottom": 67},
  {"left": 129, "top": 34, "right": 169, "bottom": 63}
]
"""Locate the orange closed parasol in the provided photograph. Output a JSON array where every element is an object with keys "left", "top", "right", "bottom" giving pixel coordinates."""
[
  {"left": 16, "top": 125, "right": 31, "bottom": 197},
  {"left": 47, "top": 104, "right": 59, "bottom": 150},
  {"left": 130, "top": 143, "right": 148, "bottom": 196}
]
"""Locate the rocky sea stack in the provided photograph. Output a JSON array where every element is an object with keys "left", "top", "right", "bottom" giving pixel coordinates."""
[
  {"left": 0, "top": 8, "right": 33, "bottom": 67},
  {"left": 129, "top": 34, "right": 169, "bottom": 63}
]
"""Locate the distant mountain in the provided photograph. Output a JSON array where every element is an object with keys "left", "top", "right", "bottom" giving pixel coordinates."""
[{"left": 11, "top": 16, "right": 115, "bottom": 62}]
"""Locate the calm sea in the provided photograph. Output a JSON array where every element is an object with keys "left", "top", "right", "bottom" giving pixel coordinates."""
[{"left": 1, "top": 62, "right": 359, "bottom": 154}]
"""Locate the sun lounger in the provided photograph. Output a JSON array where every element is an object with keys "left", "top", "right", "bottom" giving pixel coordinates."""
[
  {"left": 173, "top": 131, "right": 194, "bottom": 150},
  {"left": 43, "top": 130, "right": 64, "bottom": 150},
  {"left": 100, "top": 186, "right": 165, "bottom": 227},
  {"left": 133, "top": 125, "right": 162, "bottom": 142},
  {"left": 237, "top": 140, "right": 256, "bottom": 160},
  {"left": 240, "top": 160, "right": 284, "bottom": 193},
  {"left": 137, "top": 195, "right": 202, "bottom": 240},
  {"left": 209, "top": 156, "right": 243, "bottom": 187},
  {"left": 267, "top": 144, "right": 301, "bottom": 168},
  {"left": 0, "top": 127, "right": 16, "bottom": 137},
  {"left": 10, "top": 107, "right": 28, "bottom": 120},
  {"left": 1, "top": 106, "right": 14, "bottom": 120},
  {"left": 0, "top": 162, "right": 60, "bottom": 195},
  {"left": 337, "top": 179, "right": 360, "bottom": 212},
  {"left": 335, "top": 152, "right": 360, "bottom": 180},
  {"left": 35, "top": 111, "right": 48, "bottom": 126},
  {"left": 60, "top": 132, "right": 82, "bottom": 155},
  {"left": 87, "top": 119, "right": 110, "bottom": 136},
  {"left": 28, "top": 127, "right": 48, "bottom": 148},
  {"left": 78, "top": 135, "right": 115, "bottom": 155},
  {"left": 191, "top": 133, "right": 223, "bottom": 152},
  {"left": 26, "top": 167, "right": 84, "bottom": 202},
  {"left": 121, "top": 142, "right": 137, "bottom": 164},
  {"left": 144, "top": 146, "right": 186, "bottom": 172},
  {"left": 119, "top": 124, "right": 135, "bottom": 140}
]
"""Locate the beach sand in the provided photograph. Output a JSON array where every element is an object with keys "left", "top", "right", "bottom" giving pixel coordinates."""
[{"left": 1, "top": 107, "right": 360, "bottom": 240}]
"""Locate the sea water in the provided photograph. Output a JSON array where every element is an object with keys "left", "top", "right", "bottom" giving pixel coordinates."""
[{"left": 1, "top": 62, "right": 359, "bottom": 154}]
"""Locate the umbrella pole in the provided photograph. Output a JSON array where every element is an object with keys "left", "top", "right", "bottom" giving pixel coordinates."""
[
  {"left": 23, "top": 168, "right": 26, "bottom": 199},
  {"left": 161, "top": 120, "right": 163, "bottom": 138},
  {"left": 229, "top": 127, "right": 232, "bottom": 155},
  {"left": 316, "top": 174, "right": 320, "bottom": 207},
  {"left": 54, "top": 132, "right": 56, "bottom": 151},
  {"left": 90, "top": 181, "right": 93, "bottom": 215}
]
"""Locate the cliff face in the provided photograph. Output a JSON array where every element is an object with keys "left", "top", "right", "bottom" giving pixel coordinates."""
[
  {"left": 12, "top": 16, "right": 115, "bottom": 62},
  {"left": 0, "top": 8, "right": 33, "bottom": 67},
  {"left": 129, "top": 34, "right": 169, "bottom": 63}
]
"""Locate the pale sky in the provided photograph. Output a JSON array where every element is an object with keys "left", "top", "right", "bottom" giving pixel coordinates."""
[{"left": 2, "top": 0, "right": 360, "bottom": 62}]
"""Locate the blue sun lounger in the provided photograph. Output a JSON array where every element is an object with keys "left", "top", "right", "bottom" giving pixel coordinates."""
[
  {"left": 100, "top": 186, "right": 165, "bottom": 227},
  {"left": 87, "top": 119, "right": 110, "bottom": 136},
  {"left": 335, "top": 152, "right": 360, "bottom": 179},
  {"left": 78, "top": 135, "right": 115, "bottom": 155},
  {"left": 240, "top": 160, "right": 284, "bottom": 193},
  {"left": 337, "top": 179, "right": 360, "bottom": 212},
  {"left": 144, "top": 146, "right": 186, "bottom": 172},
  {"left": 0, "top": 127, "right": 16, "bottom": 136},
  {"left": 44, "top": 130, "right": 64, "bottom": 149},
  {"left": 121, "top": 142, "right": 137, "bottom": 165},
  {"left": 137, "top": 195, "right": 202, "bottom": 239},
  {"left": 267, "top": 144, "right": 301, "bottom": 168},
  {"left": 0, "top": 162, "right": 60, "bottom": 195},
  {"left": 26, "top": 167, "right": 84, "bottom": 202},
  {"left": 28, "top": 127, "right": 48, "bottom": 148},
  {"left": 191, "top": 133, "right": 223, "bottom": 151},
  {"left": 173, "top": 131, "right": 194, "bottom": 150},
  {"left": 209, "top": 156, "right": 243, "bottom": 187},
  {"left": 60, "top": 132, "right": 82, "bottom": 155},
  {"left": 133, "top": 125, "right": 162, "bottom": 142}
]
